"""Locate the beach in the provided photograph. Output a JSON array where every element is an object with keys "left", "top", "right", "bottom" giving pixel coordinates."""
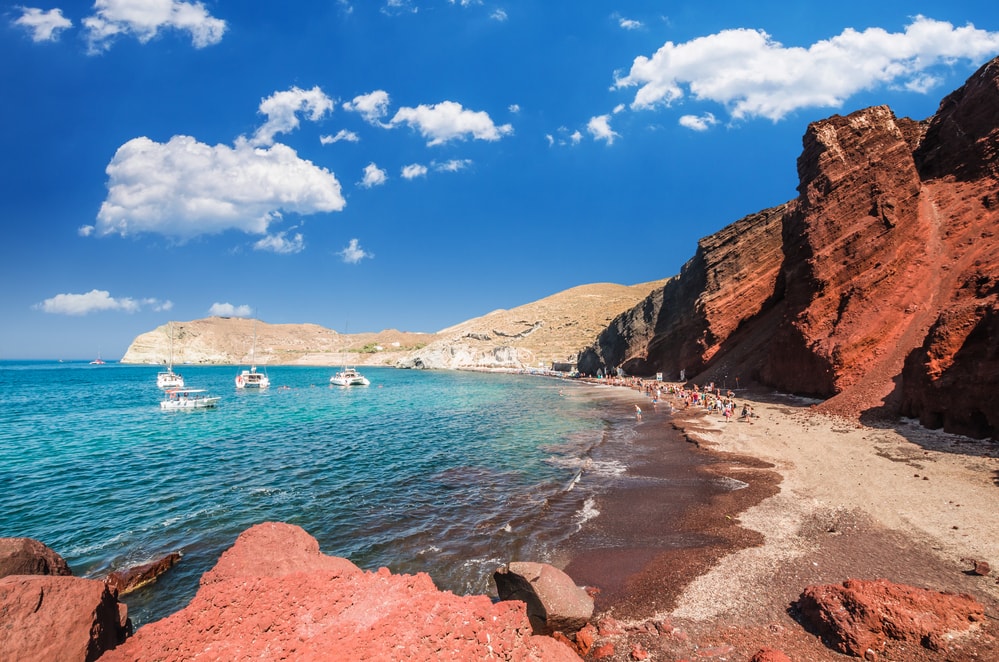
[{"left": 565, "top": 383, "right": 999, "bottom": 660}]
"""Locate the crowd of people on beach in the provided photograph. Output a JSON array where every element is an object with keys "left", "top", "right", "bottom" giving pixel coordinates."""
[{"left": 582, "top": 373, "right": 758, "bottom": 423}]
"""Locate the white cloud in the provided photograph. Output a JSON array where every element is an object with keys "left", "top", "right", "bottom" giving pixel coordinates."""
[
  {"left": 254, "top": 230, "right": 305, "bottom": 254},
  {"left": 343, "top": 90, "right": 391, "bottom": 124},
  {"left": 548, "top": 127, "right": 584, "bottom": 147},
  {"left": 678, "top": 112, "right": 719, "bottom": 131},
  {"left": 615, "top": 16, "right": 999, "bottom": 122},
  {"left": 78, "top": 225, "right": 95, "bottom": 237},
  {"left": 401, "top": 163, "right": 428, "bottom": 179},
  {"left": 570, "top": 130, "right": 583, "bottom": 145},
  {"left": 619, "top": 18, "right": 642, "bottom": 30},
  {"left": 434, "top": 159, "right": 472, "bottom": 172},
  {"left": 253, "top": 86, "right": 334, "bottom": 146},
  {"left": 321, "top": 129, "right": 360, "bottom": 144},
  {"left": 35, "top": 289, "right": 150, "bottom": 315},
  {"left": 509, "top": 104, "right": 521, "bottom": 113},
  {"left": 209, "top": 302, "right": 253, "bottom": 317},
  {"left": 389, "top": 101, "right": 513, "bottom": 146},
  {"left": 83, "top": 0, "right": 226, "bottom": 53},
  {"left": 360, "top": 162, "right": 387, "bottom": 188},
  {"left": 96, "top": 135, "right": 345, "bottom": 241},
  {"left": 14, "top": 7, "right": 73, "bottom": 42},
  {"left": 587, "top": 115, "right": 619, "bottom": 145},
  {"left": 339, "top": 238, "right": 372, "bottom": 264},
  {"left": 491, "top": 9, "right": 507, "bottom": 22}
]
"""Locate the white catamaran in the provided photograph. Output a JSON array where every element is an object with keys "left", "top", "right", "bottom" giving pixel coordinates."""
[
  {"left": 156, "top": 322, "right": 184, "bottom": 389},
  {"left": 235, "top": 319, "right": 269, "bottom": 389}
]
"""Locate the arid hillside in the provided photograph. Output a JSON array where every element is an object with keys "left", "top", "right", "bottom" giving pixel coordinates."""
[{"left": 121, "top": 280, "right": 665, "bottom": 371}]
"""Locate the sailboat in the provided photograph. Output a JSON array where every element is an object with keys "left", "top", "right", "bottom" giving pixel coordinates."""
[
  {"left": 157, "top": 322, "right": 184, "bottom": 389},
  {"left": 329, "top": 325, "right": 369, "bottom": 386},
  {"left": 235, "top": 318, "right": 269, "bottom": 389},
  {"left": 90, "top": 347, "right": 105, "bottom": 365}
]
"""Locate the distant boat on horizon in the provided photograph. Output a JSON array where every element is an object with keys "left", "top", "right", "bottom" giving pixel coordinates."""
[{"left": 90, "top": 348, "right": 105, "bottom": 365}]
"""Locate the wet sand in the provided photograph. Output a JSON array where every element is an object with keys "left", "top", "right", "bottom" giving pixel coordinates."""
[{"left": 563, "top": 384, "right": 999, "bottom": 660}]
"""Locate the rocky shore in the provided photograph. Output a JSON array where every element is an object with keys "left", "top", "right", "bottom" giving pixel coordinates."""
[{"left": 3, "top": 380, "right": 997, "bottom": 661}]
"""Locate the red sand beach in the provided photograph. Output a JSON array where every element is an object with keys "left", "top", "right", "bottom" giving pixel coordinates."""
[{"left": 562, "top": 382, "right": 999, "bottom": 660}]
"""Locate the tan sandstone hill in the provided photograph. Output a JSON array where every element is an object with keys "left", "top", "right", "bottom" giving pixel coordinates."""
[
  {"left": 395, "top": 280, "right": 668, "bottom": 370},
  {"left": 121, "top": 318, "right": 436, "bottom": 367},
  {"left": 121, "top": 280, "right": 664, "bottom": 371}
]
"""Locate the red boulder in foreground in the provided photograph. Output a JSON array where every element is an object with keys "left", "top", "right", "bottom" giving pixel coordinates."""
[
  {"left": 0, "top": 536, "right": 73, "bottom": 577},
  {"left": 0, "top": 575, "right": 130, "bottom": 662},
  {"left": 795, "top": 577, "right": 985, "bottom": 657},
  {"left": 102, "top": 522, "right": 580, "bottom": 661}
]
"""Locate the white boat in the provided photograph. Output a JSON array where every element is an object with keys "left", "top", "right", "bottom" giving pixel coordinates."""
[
  {"left": 235, "top": 319, "right": 269, "bottom": 389},
  {"left": 330, "top": 367, "right": 370, "bottom": 387},
  {"left": 90, "top": 348, "right": 105, "bottom": 365},
  {"left": 157, "top": 323, "right": 184, "bottom": 389},
  {"left": 236, "top": 366, "right": 270, "bottom": 389},
  {"left": 160, "top": 388, "right": 220, "bottom": 410}
]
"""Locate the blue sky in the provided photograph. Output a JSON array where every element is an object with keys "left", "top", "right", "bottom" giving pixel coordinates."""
[{"left": 3, "top": 1, "right": 998, "bottom": 360}]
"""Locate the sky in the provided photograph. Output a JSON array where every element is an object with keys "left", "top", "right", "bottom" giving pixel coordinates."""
[{"left": 2, "top": 1, "right": 998, "bottom": 360}]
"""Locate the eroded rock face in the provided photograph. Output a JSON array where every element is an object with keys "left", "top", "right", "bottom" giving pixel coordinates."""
[
  {"left": 578, "top": 56, "right": 999, "bottom": 438},
  {"left": 0, "top": 537, "right": 73, "bottom": 577},
  {"left": 0, "top": 575, "right": 130, "bottom": 662},
  {"left": 101, "top": 522, "right": 580, "bottom": 662},
  {"left": 795, "top": 578, "right": 985, "bottom": 658},
  {"left": 104, "top": 552, "right": 181, "bottom": 596}
]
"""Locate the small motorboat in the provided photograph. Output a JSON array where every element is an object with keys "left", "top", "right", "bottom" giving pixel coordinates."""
[{"left": 160, "top": 388, "right": 220, "bottom": 410}]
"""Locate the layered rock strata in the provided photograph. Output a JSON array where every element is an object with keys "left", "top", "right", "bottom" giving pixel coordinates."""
[{"left": 579, "top": 55, "right": 999, "bottom": 438}]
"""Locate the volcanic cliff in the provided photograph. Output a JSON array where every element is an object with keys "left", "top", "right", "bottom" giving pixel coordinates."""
[{"left": 578, "top": 55, "right": 999, "bottom": 440}]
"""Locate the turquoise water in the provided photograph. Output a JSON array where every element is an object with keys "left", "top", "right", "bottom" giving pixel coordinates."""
[{"left": 0, "top": 361, "right": 640, "bottom": 627}]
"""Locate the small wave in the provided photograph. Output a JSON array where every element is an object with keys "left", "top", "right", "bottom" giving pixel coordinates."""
[
  {"left": 564, "top": 470, "right": 582, "bottom": 492},
  {"left": 713, "top": 476, "right": 749, "bottom": 491},
  {"left": 574, "top": 496, "right": 600, "bottom": 532}
]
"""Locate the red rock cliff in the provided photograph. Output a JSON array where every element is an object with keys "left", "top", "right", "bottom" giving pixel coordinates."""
[{"left": 579, "top": 55, "right": 999, "bottom": 439}]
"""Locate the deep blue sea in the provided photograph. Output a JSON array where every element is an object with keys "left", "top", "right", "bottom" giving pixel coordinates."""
[{"left": 0, "top": 361, "right": 648, "bottom": 627}]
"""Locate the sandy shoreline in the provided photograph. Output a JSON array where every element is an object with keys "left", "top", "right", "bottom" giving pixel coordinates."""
[{"left": 570, "top": 382, "right": 999, "bottom": 660}]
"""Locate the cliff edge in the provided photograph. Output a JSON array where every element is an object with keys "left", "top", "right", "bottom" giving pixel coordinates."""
[{"left": 579, "top": 55, "right": 999, "bottom": 439}]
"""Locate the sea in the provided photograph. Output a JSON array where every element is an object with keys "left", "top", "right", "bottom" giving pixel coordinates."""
[{"left": 0, "top": 360, "right": 676, "bottom": 628}]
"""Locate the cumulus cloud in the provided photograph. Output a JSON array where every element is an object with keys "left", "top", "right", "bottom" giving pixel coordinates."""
[
  {"left": 401, "top": 163, "right": 428, "bottom": 179},
  {"left": 360, "top": 162, "right": 387, "bottom": 188},
  {"left": 619, "top": 18, "right": 642, "bottom": 30},
  {"left": 253, "top": 86, "right": 334, "bottom": 146},
  {"left": 678, "top": 112, "right": 719, "bottom": 131},
  {"left": 587, "top": 115, "right": 619, "bottom": 145},
  {"left": 614, "top": 16, "right": 999, "bottom": 122},
  {"left": 343, "top": 90, "right": 391, "bottom": 124},
  {"left": 34, "top": 289, "right": 168, "bottom": 315},
  {"left": 321, "top": 129, "right": 360, "bottom": 144},
  {"left": 83, "top": 0, "right": 226, "bottom": 53},
  {"left": 14, "top": 7, "right": 72, "bottom": 42},
  {"left": 547, "top": 127, "right": 584, "bottom": 147},
  {"left": 389, "top": 101, "right": 513, "bottom": 146},
  {"left": 78, "top": 225, "right": 95, "bottom": 237},
  {"left": 254, "top": 230, "right": 305, "bottom": 254},
  {"left": 434, "top": 159, "right": 472, "bottom": 172},
  {"left": 96, "top": 135, "right": 345, "bottom": 241},
  {"left": 209, "top": 302, "right": 253, "bottom": 317},
  {"left": 339, "top": 238, "right": 372, "bottom": 264}
]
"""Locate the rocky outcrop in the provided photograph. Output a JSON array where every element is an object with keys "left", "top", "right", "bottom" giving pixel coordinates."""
[
  {"left": 0, "top": 537, "right": 72, "bottom": 577},
  {"left": 397, "top": 281, "right": 666, "bottom": 371},
  {"left": 0, "top": 575, "right": 131, "bottom": 662},
  {"left": 795, "top": 578, "right": 985, "bottom": 658},
  {"left": 101, "top": 522, "right": 579, "bottom": 661},
  {"left": 494, "top": 562, "right": 595, "bottom": 636},
  {"left": 578, "top": 55, "right": 999, "bottom": 438},
  {"left": 104, "top": 552, "right": 181, "bottom": 596}
]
